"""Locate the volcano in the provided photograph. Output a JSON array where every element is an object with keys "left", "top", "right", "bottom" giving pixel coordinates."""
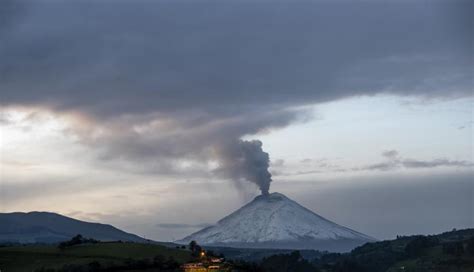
[{"left": 177, "top": 192, "right": 375, "bottom": 252}]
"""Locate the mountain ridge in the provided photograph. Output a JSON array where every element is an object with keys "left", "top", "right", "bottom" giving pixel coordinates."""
[{"left": 0, "top": 211, "right": 150, "bottom": 244}]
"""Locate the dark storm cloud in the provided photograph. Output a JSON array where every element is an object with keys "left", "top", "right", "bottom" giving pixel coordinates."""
[
  {"left": 0, "top": 0, "right": 471, "bottom": 115},
  {"left": 0, "top": 0, "right": 472, "bottom": 183},
  {"left": 0, "top": 0, "right": 26, "bottom": 35}
]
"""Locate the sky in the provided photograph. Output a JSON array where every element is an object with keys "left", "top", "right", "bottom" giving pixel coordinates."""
[{"left": 0, "top": 0, "right": 472, "bottom": 241}]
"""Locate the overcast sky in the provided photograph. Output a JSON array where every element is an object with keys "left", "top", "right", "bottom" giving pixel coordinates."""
[{"left": 0, "top": 0, "right": 472, "bottom": 241}]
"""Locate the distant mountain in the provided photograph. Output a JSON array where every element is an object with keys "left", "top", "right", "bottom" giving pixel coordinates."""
[
  {"left": 0, "top": 211, "right": 149, "bottom": 244},
  {"left": 177, "top": 192, "right": 375, "bottom": 252}
]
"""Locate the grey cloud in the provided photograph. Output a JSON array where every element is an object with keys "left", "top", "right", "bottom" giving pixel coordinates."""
[
  {"left": 290, "top": 170, "right": 324, "bottom": 176},
  {"left": 382, "top": 150, "right": 399, "bottom": 159},
  {"left": 275, "top": 158, "right": 349, "bottom": 176},
  {"left": 401, "top": 158, "right": 473, "bottom": 169},
  {"left": 1, "top": 0, "right": 471, "bottom": 116},
  {"left": 271, "top": 159, "right": 285, "bottom": 167},
  {"left": 359, "top": 151, "right": 473, "bottom": 171},
  {"left": 1, "top": 0, "right": 472, "bottom": 187},
  {"left": 359, "top": 162, "right": 399, "bottom": 171},
  {"left": 0, "top": 0, "right": 26, "bottom": 35},
  {"left": 81, "top": 107, "right": 306, "bottom": 177},
  {"left": 276, "top": 151, "right": 473, "bottom": 177}
]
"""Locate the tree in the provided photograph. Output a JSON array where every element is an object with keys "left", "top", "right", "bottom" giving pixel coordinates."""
[
  {"left": 88, "top": 261, "right": 101, "bottom": 272},
  {"left": 153, "top": 255, "right": 165, "bottom": 267},
  {"left": 189, "top": 240, "right": 203, "bottom": 257},
  {"left": 189, "top": 240, "right": 197, "bottom": 252},
  {"left": 194, "top": 245, "right": 202, "bottom": 257},
  {"left": 260, "top": 251, "right": 319, "bottom": 272},
  {"left": 467, "top": 237, "right": 474, "bottom": 256},
  {"left": 165, "top": 256, "right": 179, "bottom": 269},
  {"left": 405, "top": 236, "right": 439, "bottom": 257},
  {"left": 443, "top": 242, "right": 464, "bottom": 256},
  {"left": 58, "top": 234, "right": 98, "bottom": 249}
]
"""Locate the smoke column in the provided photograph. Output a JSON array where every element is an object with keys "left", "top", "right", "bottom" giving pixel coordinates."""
[{"left": 214, "top": 139, "right": 272, "bottom": 195}]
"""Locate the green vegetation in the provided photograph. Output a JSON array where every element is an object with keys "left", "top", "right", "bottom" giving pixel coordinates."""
[
  {"left": 188, "top": 240, "right": 202, "bottom": 257},
  {"left": 0, "top": 241, "right": 191, "bottom": 272},
  {"left": 58, "top": 234, "right": 99, "bottom": 249},
  {"left": 313, "top": 228, "right": 474, "bottom": 272},
  {"left": 259, "top": 251, "right": 316, "bottom": 272}
]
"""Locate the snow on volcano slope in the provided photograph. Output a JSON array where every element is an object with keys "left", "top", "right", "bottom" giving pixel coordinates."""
[{"left": 177, "top": 192, "right": 375, "bottom": 252}]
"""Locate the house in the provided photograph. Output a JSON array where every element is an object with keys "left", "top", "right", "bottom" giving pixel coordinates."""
[{"left": 181, "top": 262, "right": 207, "bottom": 272}]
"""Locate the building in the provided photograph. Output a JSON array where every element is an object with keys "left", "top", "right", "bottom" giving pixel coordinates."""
[{"left": 181, "top": 262, "right": 207, "bottom": 272}]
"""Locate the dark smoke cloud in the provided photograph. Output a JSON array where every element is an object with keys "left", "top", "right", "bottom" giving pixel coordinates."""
[{"left": 214, "top": 140, "right": 272, "bottom": 195}]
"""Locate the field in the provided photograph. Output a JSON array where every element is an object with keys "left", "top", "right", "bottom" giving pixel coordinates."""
[{"left": 0, "top": 242, "right": 191, "bottom": 272}]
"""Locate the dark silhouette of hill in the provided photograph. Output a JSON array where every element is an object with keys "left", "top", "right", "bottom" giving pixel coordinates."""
[{"left": 0, "top": 211, "right": 149, "bottom": 244}]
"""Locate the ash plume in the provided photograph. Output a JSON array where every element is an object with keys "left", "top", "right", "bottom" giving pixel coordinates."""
[{"left": 214, "top": 140, "right": 272, "bottom": 196}]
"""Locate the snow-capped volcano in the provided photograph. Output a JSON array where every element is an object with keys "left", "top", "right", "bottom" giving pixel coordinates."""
[{"left": 177, "top": 192, "right": 375, "bottom": 252}]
